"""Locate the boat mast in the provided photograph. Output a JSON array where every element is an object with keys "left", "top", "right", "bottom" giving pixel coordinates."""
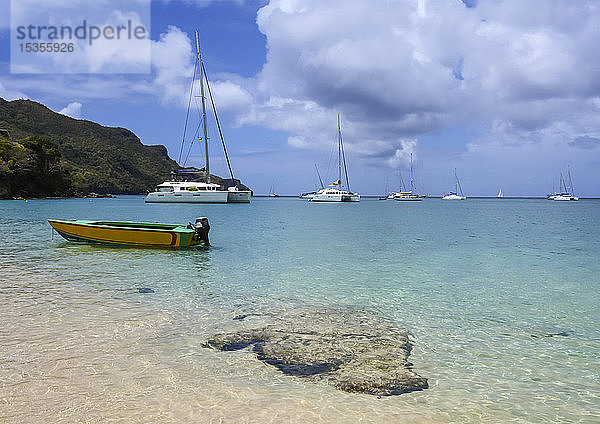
[
  {"left": 454, "top": 168, "right": 458, "bottom": 194},
  {"left": 567, "top": 166, "right": 574, "bottom": 195},
  {"left": 410, "top": 153, "right": 414, "bottom": 193},
  {"left": 337, "top": 114, "right": 342, "bottom": 190},
  {"left": 195, "top": 31, "right": 210, "bottom": 184},
  {"left": 455, "top": 168, "right": 464, "bottom": 196},
  {"left": 559, "top": 172, "right": 565, "bottom": 193}
]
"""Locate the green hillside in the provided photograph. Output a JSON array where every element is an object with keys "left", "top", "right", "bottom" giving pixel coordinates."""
[{"left": 0, "top": 98, "right": 178, "bottom": 197}]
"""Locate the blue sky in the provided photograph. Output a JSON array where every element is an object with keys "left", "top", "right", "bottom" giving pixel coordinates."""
[{"left": 1, "top": 0, "right": 599, "bottom": 196}]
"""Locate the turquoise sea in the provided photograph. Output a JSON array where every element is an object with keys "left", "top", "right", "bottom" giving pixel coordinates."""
[{"left": 1, "top": 196, "right": 599, "bottom": 423}]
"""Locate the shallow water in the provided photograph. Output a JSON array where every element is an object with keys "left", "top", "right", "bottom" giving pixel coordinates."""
[{"left": 0, "top": 196, "right": 598, "bottom": 423}]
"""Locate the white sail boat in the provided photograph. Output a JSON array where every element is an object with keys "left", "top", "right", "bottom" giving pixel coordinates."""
[
  {"left": 497, "top": 189, "right": 503, "bottom": 198},
  {"left": 145, "top": 31, "right": 251, "bottom": 204},
  {"left": 549, "top": 167, "right": 579, "bottom": 201},
  {"left": 442, "top": 169, "right": 466, "bottom": 200},
  {"left": 393, "top": 153, "right": 422, "bottom": 201},
  {"left": 309, "top": 115, "right": 360, "bottom": 202},
  {"left": 268, "top": 181, "right": 279, "bottom": 197}
]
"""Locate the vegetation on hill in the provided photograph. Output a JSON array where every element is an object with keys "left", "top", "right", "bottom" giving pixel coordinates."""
[
  {"left": 0, "top": 136, "right": 72, "bottom": 198},
  {"left": 0, "top": 98, "right": 179, "bottom": 197}
]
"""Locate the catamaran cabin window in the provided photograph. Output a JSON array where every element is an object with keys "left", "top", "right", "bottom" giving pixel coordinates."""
[{"left": 158, "top": 186, "right": 174, "bottom": 192}]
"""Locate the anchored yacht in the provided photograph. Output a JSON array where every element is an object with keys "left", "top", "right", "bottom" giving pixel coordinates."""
[
  {"left": 547, "top": 168, "right": 579, "bottom": 201},
  {"left": 309, "top": 115, "right": 360, "bottom": 202},
  {"left": 392, "top": 153, "right": 422, "bottom": 201},
  {"left": 145, "top": 31, "right": 251, "bottom": 204},
  {"left": 442, "top": 169, "right": 466, "bottom": 200}
]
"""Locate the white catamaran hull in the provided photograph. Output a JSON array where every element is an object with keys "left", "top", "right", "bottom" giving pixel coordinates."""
[
  {"left": 394, "top": 196, "right": 422, "bottom": 201},
  {"left": 310, "top": 193, "right": 360, "bottom": 202},
  {"left": 227, "top": 190, "right": 252, "bottom": 203},
  {"left": 553, "top": 195, "right": 579, "bottom": 201},
  {"left": 145, "top": 191, "right": 229, "bottom": 203},
  {"left": 442, "top": 194, "right": 466, "bottom": 200}
]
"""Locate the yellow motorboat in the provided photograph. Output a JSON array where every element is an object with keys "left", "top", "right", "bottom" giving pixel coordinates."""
[{"left": 48, "top": 217, "right": 210, "bottom": 247}]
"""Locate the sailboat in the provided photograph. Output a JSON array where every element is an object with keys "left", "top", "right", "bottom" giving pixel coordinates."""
[
  {"left": 548, "top": 167, "right": 579, "bottom": 201},
  {"left": 442, "top": 169, "right": 466, "bottom": 200},
  {"left": 309, "top": 115, "right": 360, "bottom": 202},
  {"left": 497, "top": 189, "right": 503, "bottom": 198},
  {"left": 145, "top": 31, "right": 251, "bottom": 204},
  {"left": 393, "top": 153, "right": 422, "bottom": 201},
  {"left": 268, "top": 181, "right": 279, "bottom": 197}
]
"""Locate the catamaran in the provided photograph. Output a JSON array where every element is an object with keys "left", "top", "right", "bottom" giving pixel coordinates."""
[
  {"left": 145, "top": 31, "right": 251, "bottom": 204},
  {"left": 309, "top": 115, "right": 360, "bottom": 202},
  {"left": 547, "top": 168, "right": 578, "bottom": 201},
  {"left": 497, "top": 189, "right": 503, "bottom": 198},
  {"left": 393, "top": 153, "right": 422, "bottom": 201},
  {"left": 442, "top": 169, "right": 466, "bottom": 200}
]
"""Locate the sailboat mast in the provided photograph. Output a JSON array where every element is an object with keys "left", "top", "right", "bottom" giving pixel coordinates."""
[
  {"left": 454, "top": 168, "right": 458, "bottom": 193},
  {"left": 559, "top": 172, "right": 565, "bottom": 193},
  {"left": 410, "top": 153, "right": 414, "bottom": 193},
  {"left": 567, "top": 166, "right": 574, "bottom": 195},
  {"left": 337, "top": 114, "right": 342, "bottom": 190},
  {"left": 195, "top": 31, "right": 210, "bottom": 184}
]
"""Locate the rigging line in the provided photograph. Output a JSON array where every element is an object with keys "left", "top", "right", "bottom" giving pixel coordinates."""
[
  {"left": 456, "top": 169, "right": 464, "bottom": 196},
  {"left": 201, "top": 62, "right": 236, "bottom": 185},
  {"left": 178, "top": 59, "right": 198, "bottom": 165},
  {"left": 314, "top": 163, "right": 324, "bottom": 189},
  {"left": 340, "top": 127, "right": 350, "bottom": 191},
  {"left": 325, "top": 129, "right": 335, "bottom": 184},
  {"left": 183, "top": 134, "right": 195, "bottom": 167},
  {"left": 183, "top": 97, "right": 204, "bottom": 167}
]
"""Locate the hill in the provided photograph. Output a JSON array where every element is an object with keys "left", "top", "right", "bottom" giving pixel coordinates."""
[{"left": 0, "top": 98, "right": 181, "bottom": 197}]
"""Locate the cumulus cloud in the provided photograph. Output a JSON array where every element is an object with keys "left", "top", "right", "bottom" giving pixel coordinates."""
[
  {"left": 569, "top": 136, "right": 600, "bottom": 150},
  {"left": 210, "top": 81, "right": 253, "bottom": 111},
  {"left": 230, "top": 0, "right": 600, "bottom": 169},
  {"left": 58, "top": 102, "right": 83, "bottom": 119},
  {"left": 11, "top": 1, "right": 151, "bottom": 74},
  {"left": 151, "top": 26, "right": 195, "bottom": 106},
  {"left": 161, "top": 0, "right": 243, "bottom": 7}
]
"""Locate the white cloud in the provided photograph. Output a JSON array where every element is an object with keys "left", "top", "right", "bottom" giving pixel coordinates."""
[
  {"left": 231, "top": 0, "right": 600, "bottom": 171},
  {"left": 151, "top": 26, "right": 195, "bottom": 106},
  {"left": 58, "top": 102, "right": 83, "bottom": 119},
  {"left": 0, "top": 82, "right": 27, "bottom": 101},
  {"left": 161, "top": 0, "right": 244, "bottom": 7},
  {"left": 11, "top": 1, "right": 151, "bottom": 74},
  {"left": 210, "top": 81, "right": 252, "bottom": 111},
  {"left": 387, "top": 140, "right": 417, "bottom": 169}
]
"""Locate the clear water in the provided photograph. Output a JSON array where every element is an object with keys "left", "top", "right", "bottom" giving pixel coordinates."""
[{"left": 1, "top": 196, "right": 598, "bottom": 423}]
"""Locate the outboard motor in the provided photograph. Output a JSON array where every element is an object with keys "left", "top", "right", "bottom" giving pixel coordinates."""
[{"left": 194, "top": 217, "right": 210, "bottom": 246}]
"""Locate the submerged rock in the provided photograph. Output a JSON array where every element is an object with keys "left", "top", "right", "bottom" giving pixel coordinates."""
[
  {"left": 205, "top": 310, "right": 428, "bottom": 396},
  {"left": 137, "top": 287, "right": 155, "bottom": 294}
]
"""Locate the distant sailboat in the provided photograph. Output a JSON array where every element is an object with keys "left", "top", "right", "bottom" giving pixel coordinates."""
[
  {"left": 497, "top": 189, "right": 503, "bottom": 198},
  {"left": 548, "top": 167, "right": 579, "bottom": 201},
  {"left": 442, "top": 169, "right": 466, "bottom": 200},
  {"left": 393, "top": 153, "right": 422, "bottom": 201},
  {"left": 268, "top": 181, "right": 279, "bottom": 197},
  {"left": 309, "top": 115, "right": 360, "bottom": 202}
]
